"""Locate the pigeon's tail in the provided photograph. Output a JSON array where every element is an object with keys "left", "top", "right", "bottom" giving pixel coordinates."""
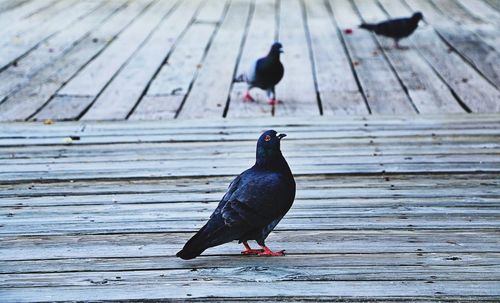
[
  {"left": 176, "top": 222, "right": 234, "bottom": 260},
  {"left": 359, "top": 23, "right": 376, "bottom": 31},
  {"left": 233, "top": 73, "right": 247, "bottom": 83}
]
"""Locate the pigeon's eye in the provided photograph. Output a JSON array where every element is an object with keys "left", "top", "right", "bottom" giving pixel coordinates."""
[{"left": 264, "top": 135, "right": 271, "bottom": 142}]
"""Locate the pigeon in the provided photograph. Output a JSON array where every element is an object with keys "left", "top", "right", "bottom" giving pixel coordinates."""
[
  {"left": 176, "top": 130, "right": 295, "bottom": 260},
  {"left": 359, "top": 12, "right": 423, "bottom": 49},
  {"left": 234, "top": 42, "right": 284, "bottom": 105}
]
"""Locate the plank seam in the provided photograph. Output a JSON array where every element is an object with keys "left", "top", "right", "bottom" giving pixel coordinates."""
[
  {"left": 74, "top": 0, "right": 184, "bottom": 121},
  {"left": 325, "top": 0, "right": 371, "bottom": 114},
  {"left": 174, "top": 1, "right": 231, "bottom": 119},
  {"left": 24, "top": 0, "right": 156, "bottom": 121},
  {"left": 125, "top": 1, "right": 207, "bottom": 120},
  {"left": 300, "top": 0, "right": 324, "bottom": 115},
  {"left": 351, "top": 0, "right": 419, "bottom": 114},
  {"left": 222, "top": 0, "right": 255, "bottom": 118},
  {"left": 386, "top": 0, "right": 473, "bottom": 113}
]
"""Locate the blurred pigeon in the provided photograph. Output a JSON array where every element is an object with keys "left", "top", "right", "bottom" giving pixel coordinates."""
[
  {"left": 176, "top": 130, "right": 295, "bottom": 260},
  {"left": 359, "top": 12, "right": 423, "bottom": 49},
  {"left": 235, "top": 42, "right": 284, "bottom": 105}
]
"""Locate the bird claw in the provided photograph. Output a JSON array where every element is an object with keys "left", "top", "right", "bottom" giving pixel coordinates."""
[
  {"left": 268, "top": 99, "right": 282, "bottom": 105},
  {"left": 241, "top": 248, "right": 265, "bottom": 255},
  {"left": 243, "top": 93, "right": 255, "bottom": 102},
  {"left": 258, "top": 248, "right": 286, "bottom": 257}
]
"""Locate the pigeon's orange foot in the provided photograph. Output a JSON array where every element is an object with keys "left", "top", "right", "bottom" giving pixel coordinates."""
[
  {"left": 258, "top": 246, "right": 285, "bottom": 257},
  {"left": 268, "top": 99, "right": 282, "bottom": 105},
  {"left": 241, "top": 242, "right": 264, "bottom": 255},
  {"left": 241, "top": 248, "right": 265, "bottom": 255},
  {"left": 243, "top": 92, "right": 255, "bottom": 102}
]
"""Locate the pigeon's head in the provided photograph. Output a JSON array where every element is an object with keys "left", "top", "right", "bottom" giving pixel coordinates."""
[
  {"left": 269, "top": 42, "right": 284, "bottom": 57},
  {"left": 256, "top": 130, "right": 287, "bottom": 163},
  {"left": 412, "top": 12, "right": 423, "bottom": 21}
]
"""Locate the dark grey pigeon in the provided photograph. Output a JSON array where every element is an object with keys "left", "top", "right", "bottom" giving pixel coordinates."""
[
  {"left": 235, "top": 42, "right": 284, "bottom": 105},
  {"left": 359, "top": 12, "right": 423, "bottom": 49},
  {"left": 176, "top": 130, "right": 295, "bottom": 260}
]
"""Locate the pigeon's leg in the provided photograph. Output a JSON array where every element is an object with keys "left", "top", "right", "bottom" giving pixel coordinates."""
[
  {"left": 243, "top": 87, "right": 255, "bottom": 102},
  {"left": 394, "top": 40, "right": 408, "bottom": 50},
  {"left": 267, "top": 88, "right": 282, "bottom": 105},
  {"left": 241, "top": 241, "right": 264, "bottom": 255},
  {"left": 257, "top": 245, "right": 286, "bottom": 257}
]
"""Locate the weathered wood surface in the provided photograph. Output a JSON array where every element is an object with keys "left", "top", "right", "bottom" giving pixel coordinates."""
[
  {"left": 1, "top": 114, "right": 499, "bottom": 301},
  {"left": 0, "top": 0, "right": 499, "bottom": 121}
]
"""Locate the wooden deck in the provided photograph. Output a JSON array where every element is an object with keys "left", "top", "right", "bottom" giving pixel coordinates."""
[
  {"left": 0, "top": 0, "right": 499, "bottom": 121},
  {"left": 1, "top": 114, "right": 500, "bottom": 301}
]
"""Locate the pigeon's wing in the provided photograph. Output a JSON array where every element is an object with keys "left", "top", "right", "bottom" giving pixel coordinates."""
[
  {"left": 210, "top": 173, "right": 243, "bottom": 219},
  {"left": 245, "top": 60, "right": 259, "bottom": 84},
  {"left": 375, "top": 18, "right": 410, "bottom": 38},
  {"left": 220, "top": 172, "right": 293, "bottom": 229}
]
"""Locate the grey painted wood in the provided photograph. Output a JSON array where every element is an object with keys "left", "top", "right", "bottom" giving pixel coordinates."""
[
  {"left": 329, "top": 0, "right": 416, "bottom": 114},
  {"left": 226, "top": 0, "right": 276, "bottom": 118},
  {"left": 82, "top": 0, "right": 204, "bottom": 120},
  {"left": 304, "top": 0, "right": 368, "bottom": 115},
  {"left": 0, "top": 0, "right": 98, "bottom": 71},
  {"left": 384, "top": 0, "right": 500, "bottom": 113},
  {"left": 356, "top": 0, "right": 464, "bottom": 113},
  {"left": 274, "top": 0, "right": 319, "bottom": 116},
  {"left": 0, "top": 0, "right": 126, "bottom": 101},
  {"left": 1, "top": 115, "right": 499, "bottom": 301},
  {"left": 178, "top": 0, "right": 250, "bottom": 119},
  {"left": 130, "top": 1, "right": 226, "bottom": 120},
  {"left": 0, "top": 0, "right": 153, "bottom": 121}
]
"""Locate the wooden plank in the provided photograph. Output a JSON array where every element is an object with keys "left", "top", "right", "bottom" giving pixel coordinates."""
[
  {"left": 2, "top": 230, "right": 499, "bottom": 260},
  {"left": 2, "top": 281, "right": 499, "bottom": 302},
  {"left": 2, "top": 112, "right": 499, "bottom": 132},
  {"left": 226, "top": 0, "right": 276, "bottom": 118},
  {"left": 354, "top": 0, "right": 464, "bottom": 114},
  {"left": 0, "top": 0, "right": 100, "bottom": 71},
  {"left": 81, "top": 0, "right": 204, "bottom": 120},
  {"left": 130, "top": 2, "right": 226, "bottom": 120},
  {"left": 1, "top": 123, "right": 499, "bottom": 144},
  {"left": 52, "top": 0, "right": 178, "bottom": 121},
  {"left": 2, "top": 252, "right": 498, "bottom": 274},
  {"left": 3, "top": 266, "right": 500, "bottom": 288},
  {"left": 303, "top": 0, "right": 367, "bottom": 115},
  {"left": 0, "top": 0, "right": 30, "bottom": 13},
  {"left": 383, "top": 0, "right": 500, "bottom": 113},
  {"left": 0, "top": 0, "right": 153, "bottom": 121},
  {"left": 1, "top": 162, "right": 500, "bottom": 183},
  {"left": 328, "top": 0, "right": 415, "bottom": 114},
  {"left": 431, "top": 0, "right": 486, "bottom": 26},
  {"left": 0, "top": 0, "right": 54, "bottom": 34},
  {"left": 177, "top": 0, "right": 250, "bottom": 119},
  {"left": 457, "top": 0, "right": 500, "bottom": 26},
  {"left": 0, "top": 0, "right": 55, "bottom": 41},
  {"left": 2, "top": 202, "right": 499, "bottom": 235},
  {"left": 415, "top": 0, "right": 500, "bottom": 88},
  {"left": 1, "top": 172, "right": 497, "bottom": 196},
  {"left": 0, "top": 0, "right": 127, "bottom": 102},
  {"left": 273, "top": 0, "right": 319, "bottom": 116},
  {"left": 3, "top": 142, "right": 498, "bottom": 165},
  {"left": 484, "top": 0, "right": 500, "bottom": 12},
  {"left": 431, "top": 0, "right": 500, "bottom": 50},
  {"left": 435, "top": 27, "right": 500, "bottom": 88}
]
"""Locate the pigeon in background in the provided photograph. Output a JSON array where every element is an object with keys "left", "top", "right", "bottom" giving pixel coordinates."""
[
  {"left": 234, "top": 42, "right": 284, "bottom": 105},
  {"left": 359, "top": 12, "right": 423, "bottom": 49},
  {"left": 176, "top": 130, "right": 295, "bottom": 260}
]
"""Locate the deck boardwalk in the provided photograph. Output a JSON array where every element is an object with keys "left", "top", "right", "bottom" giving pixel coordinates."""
[
  {"left": 1, "top": 114, "right": 500, "bottom": 301},
  {"left": 0, "top": 0, "right": 498, "bottom": 121}
]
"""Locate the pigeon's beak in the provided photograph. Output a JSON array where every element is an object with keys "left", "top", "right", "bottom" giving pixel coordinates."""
[
  {"left": 277, "top": 133, "right": 287, "bottom": 140},
  {"left": 280, "top": 48, "right": 284, "bottom": 53}
]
